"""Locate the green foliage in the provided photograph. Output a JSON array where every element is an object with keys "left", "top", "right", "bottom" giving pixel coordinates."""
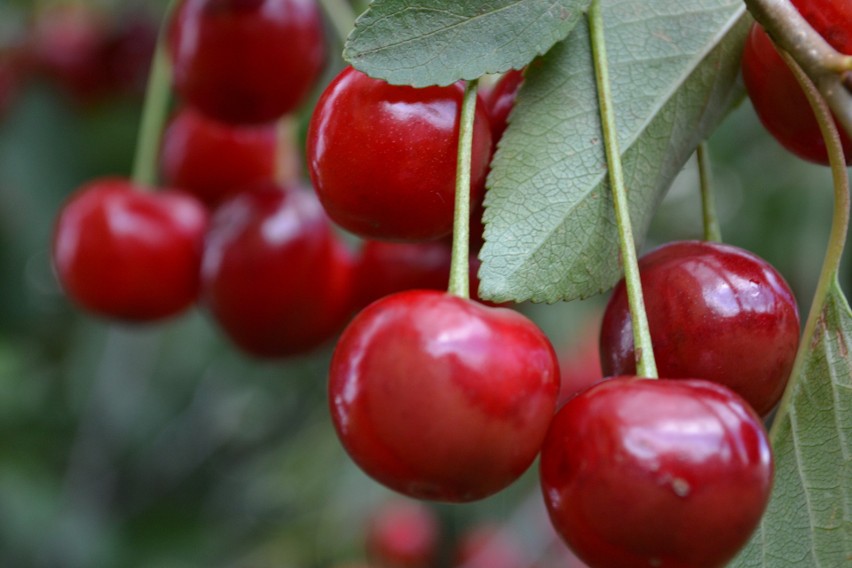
[
  {"left": 733, "top": 280, "right": 852, "bottom": 567},
  {"left": 344, "top": 0, "right": 591, "bottom": 86},
  {"left": 480, "top": 0, "right": 749, "bottom": 302}
]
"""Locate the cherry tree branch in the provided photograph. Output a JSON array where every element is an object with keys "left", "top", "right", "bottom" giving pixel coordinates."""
[{"left": 744, "top": 0, "right": 852, "bottom": 137}]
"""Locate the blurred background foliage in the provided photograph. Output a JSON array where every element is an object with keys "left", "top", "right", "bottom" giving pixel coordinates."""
[{"left": 0, "top": 1, "right": 848, "bottom": 567}]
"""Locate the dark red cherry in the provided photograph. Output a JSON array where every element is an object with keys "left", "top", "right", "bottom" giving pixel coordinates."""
[
  {"left": 366, "top": 500, "right": 439, "bottom": 568},
  {"left": 329, "top": 290, "right": 559, "bottom": 502},
  {"left": 790, "top": 0, "right": 852, "bottom": 58},
  {"left": 483, "top": 69, "right": 524, "bottom": 142},
  {"left": 540, "top": 377, "right": 773, "bottom": 568},
  {"left": 168, "top": 0, "right": 326, "bottom": 124},
  {"left": 200, "top": 182, "right": 354, "bottom": 358},
  {"left": 99, "top": 10, "right": 157, "bottom": 98},
  {"left": 599, "top": 240, "right": 799, "bottom": 416},
  {"left": 742, "top": 22, "right": 852, "bottom": 165},
  {"left": 307, "top": 66, "right": 493, "bottom": 242},
  {"left": 52, "top": 178, "right": 208, "bottom": 321},
  {"left": 160, "top": 106, "right": 278, "bottom": 207}
]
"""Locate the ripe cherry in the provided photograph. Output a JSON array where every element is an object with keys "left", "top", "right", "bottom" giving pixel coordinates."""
[
  {"left": 160, "top": 106, "right": 278, "bottom": 207},
  {"left": 200, "top": 182, "right": 354, "bottom": 358},
  {"left": 365, "top": 500, "right": 439, "bottom": 568},
  {"left": 307, "top": 66, "right": 493, "bottom": 242},
  {"left": 540, "top": 376, "right": 773, "bottom": 568},
  {"left": 599, "top": 240, "right": 799, "bottom": 416},
  {"left": 329, "top": 290, "right": 559, "bottom": 502},
  {"left": 482, "top": 69, "right": 524, "bottom": 142},
  {"left": 52, "top": 178, "right": 208, "bottom": 321},
  {"left": 168, "top": 0, "right": 325, "bottom": 124},
  {"left": 741, "top": 21, "right": 852, "bottom": 165}
]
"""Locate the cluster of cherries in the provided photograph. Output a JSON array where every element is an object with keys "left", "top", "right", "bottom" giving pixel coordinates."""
[
  {"left": 0, "top": 3, "right": 159, "bottom": 113},
  {"left": 44, "top": 0, "right": 827, "bottom": 566}
]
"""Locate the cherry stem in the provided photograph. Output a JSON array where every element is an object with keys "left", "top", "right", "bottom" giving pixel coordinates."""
[
  {"left": 447, "top": 79, "right": 478, "bottom": 300},
  {"left": 130, "top": 0, "right": 176, "bottom": 189},
  {"left": 697, "top": 143, "right": 722, "bottom": 242},
  {"left": 770, "top": 48, "right": 850, "bottom": 440},
  {"left": 744, "top": 0, "right": 852, "bottom": 139},
  {"left": 588, "top": 0, "right": 657, "bottom": 379},
  {"left": 317, "top": 0, "right": 357, "bottom": 46}
]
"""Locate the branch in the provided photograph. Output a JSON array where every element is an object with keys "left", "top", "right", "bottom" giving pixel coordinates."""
[{"left": 744, "top": 0, "right": 852, "bottom": 138}]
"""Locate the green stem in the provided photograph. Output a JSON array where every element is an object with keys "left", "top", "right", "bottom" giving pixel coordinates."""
[
  {"left": 588, "top": 0, "right": 657, "bottom": 379},
  {"left": 771, "top": 49, "right": 850, "bottom": 440},
  {"left": 130, "top": 1, "right": 176, "bottom": 189},
  {"left": 697, "top": 142, "right": 722, "bottom": 242},
  {"left": 447, "top": 79, "right": 479, "bottom": 300},
  {"left": 317, "top": 0, "right": 357, "bottom": 46}
]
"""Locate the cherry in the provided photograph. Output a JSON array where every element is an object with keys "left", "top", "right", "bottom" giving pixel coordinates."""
[
  {"left": 168, "top": 0, "right": 326, "bottom": 124},
  {"left": 482, "top": 69, "right": 524, "bottom": 142},
  {"left": 200, "top": 182, "right": 355, "bottom": 358},
  {"left": 329, "top": 290, "right": 559, "bottom": 502},
  {"left": 741, "top": 22, "right": 852, "bottom": 165},
  {"left": 160, "top": 106, "right": 278, "bottom": 207},
  {"left": 52, "top": 178, "right": 208, "bottom": 321},
  {"left": 540, "top": 376, "right": 773, "bottom": 568},
  {"left": 307, "top": 66, "right": 493, "bottom": 242},
  {"left": 599, "top": 240, "right": 799, "bottom": 416},
  {"left": 790, "top": 0, "right": 852, "bottom": 50},
  {"left": 365, "top": 500, "right": 440, "bottom": 568}
]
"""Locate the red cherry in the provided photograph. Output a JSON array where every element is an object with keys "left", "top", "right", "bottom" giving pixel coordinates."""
[
  {"left": 160, "top": 106, "right": 278, "bottom": 207},
  {"left": 52, "top": 178, "right": 208, "bottom": 321},
  {"left": 742, "top": 22, "right": 852, "bottom": 165},
  {"left": 307, "top": 66, "right": 493, "bottom": 242},
  {"left": 599, "top": 240, "right": 799, "bottom": 416},
  {"left": 99, "top": 10, "right": 157, "bottom": 98},
  {"left": 483, "top": 69, "right": 524, "bottom": 142},
  {"left": 790, "top": 0, "right": 852, "bottom": 56},
  {"left": 200, "top": 182, "right": 355, "bottom": 358},
  {"left": 168, "top": 0, "right": 326, "bottom": 124},
  {"left": 540, "top": 377, "right": 773, "bottom": 568},
  {"left": 329, "top": 290, "right": 559, "bottom": 502},
  {"left": 454, "top": 525, "right": 528, "bottom": 568},
  {"left": 366, "top": 500, "right": 440, "bottom": 568}
]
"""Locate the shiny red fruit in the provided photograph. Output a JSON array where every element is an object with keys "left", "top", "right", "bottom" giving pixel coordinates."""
[
  {"left": 160, "top": 106, "right": 278, "bottom": 207},
  {"left": 483, "top": 69, "right": 524, "bottom": 142},
  {"left": 599, "top": 240, "right": 799, "bottom": 416},
  {"left": 52, "top": 178, "right": 208, "bottom": 321},
  {"left": 742, "top": 22, "right": 852, "bottom": 165},
  {"left": 790, "top": 0, "right": 852, "bottom": 50},
  {"left": 329, "top": 290, "right": 559, "bottom": 502},
  {"left": 540, "top": 377, "right": 773, "bottom": 568},
  {"left": 200, "top": 183, "right": 354, "bottom": 358},
  {"left": 366, "top": 500, "right": 439, "bottom": 568},
  {"left": 168, "top": 0, "right": 325, "bottom": 124},
  {"left": 307, "top": 66, "right": 493, "bottom": 241}
]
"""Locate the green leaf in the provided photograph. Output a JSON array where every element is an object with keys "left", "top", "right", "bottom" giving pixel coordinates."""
[
  {"left": 480, "top": 0, "right": 749, "bottom": 303},
  {"left": 732, "top": 280, "right": 852, "bottom": 567},
  {"left": 343, "top": 0, "right": 591, "bottom": 86}
]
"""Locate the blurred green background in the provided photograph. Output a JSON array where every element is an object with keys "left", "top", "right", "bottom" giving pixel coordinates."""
[{"left": 0, "top": 1, "right": 848, "bottom": 567}]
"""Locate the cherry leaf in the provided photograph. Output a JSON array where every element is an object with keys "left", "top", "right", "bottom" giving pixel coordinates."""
[
  {"left": 732, "top": 280, "right": 852, "bottom": 567},
  {"left": 343, "top": 0, "right": 591, "bottom": 86},
  {"left": 479, "top": 0, "right": 749, "bottom": 302}
]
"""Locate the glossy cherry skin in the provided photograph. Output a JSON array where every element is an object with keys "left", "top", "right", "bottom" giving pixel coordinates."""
[
  {"left": 600, "top": 240, "right": 800, "bottom": 416},
  {"left": 366, "top": 500, "right": 439, "bottom": 568},
  {"left": 742, "top": 22, "right": 852, "bottom": 165},
  {"left": 52, "top": 178, "right": 208, "bottom": 321},
  {"left": 790, "top": 0, "right": 852, "bottom": 50},
  {"left": 168, "top": 0, "right": 325, "bottom": 124},
  {"left": 200, "top": 182, "right": 354, "bottom": 358},
  {"left": 329, "top": 290, "right": 559, "bottom": 502},
  {"left": 540, "top": 376, "right": 773, "bottom": 568},
  {"left": 307, "top": 66, "right": 493, "bottom": 242},
  {"left": 483, "top": 69, "right": 524, "bottom": 142},
  {"left": 160, "top": 106, "right": 278, "bottom": 207}
]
